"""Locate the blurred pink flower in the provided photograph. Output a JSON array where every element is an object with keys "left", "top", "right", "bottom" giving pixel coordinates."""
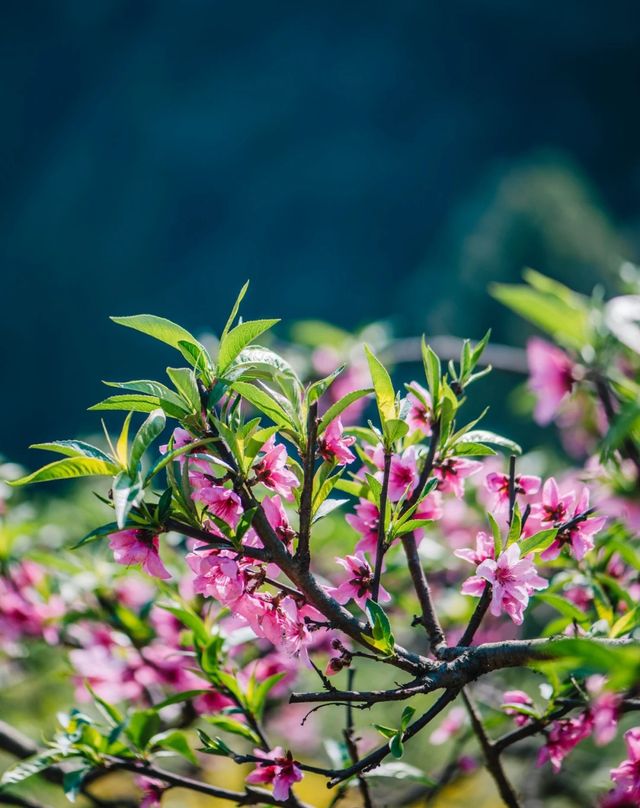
[
  {"left": 527, "top": 337, "right": 574, "bottom": 425},
  {"left": 502, "top": 690, "right": 534, "bottom": 727},
  {"left": 430, "top": 706, "right": 467, "bottom": 745},
  {"left": 537, "top": 713, "right": 593, "bottom": 772},
  {"left": 406, "top": 382, "right": 432, "bottom": 436},
  {"left": 603, "top": 727, "right": 640, "bottom": 806}
]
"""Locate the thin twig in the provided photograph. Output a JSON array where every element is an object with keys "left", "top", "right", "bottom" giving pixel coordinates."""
[
  {"left": 296, "top": 402, "right": 318, "bottom": 569},
  {"left": 370, "top": 449, "right": 391, "bottom": 603},
  {"left": 461, "top": 689, "right": 521, "bottom": 807}
]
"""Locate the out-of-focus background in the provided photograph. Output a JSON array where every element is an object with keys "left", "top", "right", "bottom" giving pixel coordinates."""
[{"left": 2, "top": 0, "right": 640, "bottom": 457}]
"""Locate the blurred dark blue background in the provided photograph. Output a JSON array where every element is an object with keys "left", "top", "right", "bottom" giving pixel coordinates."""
[{"left": 3, "top": 1, "right": 640, "bottom": 460}]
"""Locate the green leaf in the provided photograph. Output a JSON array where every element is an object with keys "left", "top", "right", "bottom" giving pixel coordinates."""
[
  {"left": 456, "top": 430, "right": 521, "bottom": 456},
  {"left": 63, "top": 766, "right": 92, "bottom": 802},
  {"left": 611, "top": 605, "right": 640, "bottom": 638},
  {"left": 10, "top": 456, "right": 119, "bottom": 486},
  {"left": 126, "top": 710, "right": 161, "bottom": 750},
  {"left": 86, "top": 683, "right": 123, "bottom": 725},
  {"left": 166, "top": 367, "right": 202, "bottom": 413},
  {"left": 535, "top": 592, "right": 590, "bottom": 625},
  {"left": 231, "top": 381, "right": 294, "bottom": 429},
  {"left": 312, "top": 497, "right": 349, "bottom": 522},
  {"left": 519, "top": 528, "right": 557, "bottom": 556},
  {"left": 116, "top": 413, "right": 133, "bottom": 467},
  {"left": 151, "top": 730, "right": 197, "bottom": 765},
  {"left": 491, "top": 274, "right": 589, "bottom": 349},
  {"left": 196, "top": 729, "right": 232, "bottom": 757},
  {"left": 221, "top": 280, "right": 250, "bottom": 342},
  {"left": 307, "top": 365, "right": 345, "bottom": 405},
  {"left": 421, "top": 338, "right": 441, "bottom": 407},
  {"left": 217, "top": 319, "right": 280, "bottom": 375},
  {"left": 29, "top": 440, "right": 113, "bottom": 463},
  {"left": 153, "top": 690, "right": 211, "bottom": 711},
  {"left": 1, "top": 752, "right": 60, "bottom": 786},
  {"left": 248, "top": 672, "right": 287, "bottom": 720},
  {"left": 366, "top": 600, "right": 395, "bottom": 654},
  {"left": 364, "top": 345, "right": 396, "bottom": 427},
  {"left": 507, "top": 502, "right": 522, "bottom": 545},
  {"left": 89, "top": 394, "right": 186, "bottom": 418},
  {"left": 452, "top": 442, "right": 497, "bottom": 457},
  {"left": 104, "top": 380, "right": 189, "bottom": 412},
  {"left": 390, "top": 732, "right": 404, "bottom": 758},
  {"left": 129, "top": 408, "right": 166, "bottom": 473},
  {"left": 158, "top": 602, "right": 208, "bottom": 644},
  {"left": 317, "top": 388, "right": 373, "bottom": 435},
  {"left": 112, "top": 471, "right": 143, "bottom": 529},
  {"left": 373, "top": 724, "right": 397, "bottom": 740},
  {"left": 400, "top": 706, "right": 415, "bottom": 730},
  {"left": 205, "top": 716, "right": 261, "bottom": 744},
  {"left": 384, "top": 418, "right": 409, "bottom": 444},
  {"left": 110, "top": 314, "right": 212, "bottom": 369}
]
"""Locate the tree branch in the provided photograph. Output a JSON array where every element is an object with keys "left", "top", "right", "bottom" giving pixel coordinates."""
[
  {"left": 295, "top": 402, "right": 318, "bottom": 569},
  {"left": 370, "top": 448, "right": 391, "bottom": 603}
]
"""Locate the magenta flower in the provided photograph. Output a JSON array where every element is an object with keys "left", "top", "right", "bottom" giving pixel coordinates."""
[
  {"left": 136, "top": 777, "right": 166, "bottom": 808},
  {"left": 502, "top": 690, "right": 534, "bottom": 727},
  {"left": 194, "top": 485, "right": 243, "bottom": 532},
  {"left": 469, "top": 544, "right": 547, "bottom": 625},
  {"left": 434, "top": 457, "right": 482, "bottom": 497},
  {"left": 245, "top": 746, "right": 303, "bottom": 800},
  {"left": 541, "top": 487, "right": 606, "bottom": 561},
  {"left": 253, "top": 436, "right": 299, "bottom": 501},
  {"left": 186, "top": 548, "right": 247, "bottom": 606},
  {"left": 603, "top": 727, "right": 640, "bottom": 806},
  {"left": 348, "top": 499, "right": 380, "bottom": 555},
  {"left": 406, "top": 382, "right": 432, "bottom": 436},
  {"left": 527, "top": 337, "right": 575, "bottom": 425},
  {"left": 382, "top": 446, "right": 419, "bottom": 502},
  {"left": 318, "top": 417, "right": 356, "bottom": 465},
  {"left": 430, "top": 706, "right": 467, "bottom": 745},
  {"left": 108, "top": 529, "right": 170, "bottom": 580},
  {"left": 537, "top": 712, "right": 593, "bottom": 772},
  {"left": 485, "top": 471, "right": 541, "bottom": 514},
  {"left": 330, "top": 553, "right": 390, "bottom": 610},
  {"left": 532, "top": 477, "right": 574, "bottom": 525}
]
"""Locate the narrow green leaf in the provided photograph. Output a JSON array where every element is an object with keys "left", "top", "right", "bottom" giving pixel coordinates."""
[
  {"left": 231, "top": 381, "right": 294, "bottom": 429},
  {"left": 519, "top": 528, "right": 557, "bottom": 556},
  {"left": 217, "top": 319, "right": 280, "bottom": 375},
  {"left": 317, "top": 388, "right": 373, "bottom": 435},
  {"left": 110, "top": 314, "right": 212, "bottom": 369},
  {"left": 421, "top": 338, "right": 441, "bottom": 407},
  {"left": 129, "top": 408, "right": 166, "bottom": 473},
  {"left": 10, "top": 457, "right": 119, "bottom": 486},
  {"left": 221, "top": 280, "right": 250, "bottom": 342},
  {"left": 166, "top": 367, "right": 201, "bottom": 413},
  {"left": 364, "top": 345, "right": 396, "bottom": 426},
  {"left": 29, "top": 440, "right": 113, "bottom": 463}
]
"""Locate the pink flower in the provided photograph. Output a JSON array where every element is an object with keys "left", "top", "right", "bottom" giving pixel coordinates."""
[
  {"left": 485, "top": 472, "right": 541, "bottom": 514},
  {"left": 541, "top": 487, "right": 606, "bottom": 561},
  {"left": 70, "top": 642, "right": 144, "bottom": 703},
  {"left": 406, "top": 382, "right": 432, "bottom": 436},
  {"left": 108, "top": 529, "right": 170, "bottom": 579},
  {"left": 430, "top": 706, "right": 467, "bottom": 745},
  {"left": 253, "top": 437, "right": 299, "bottom": 501},
  {"left": 330, "top": 553, "right": 390, "bottom": 610},
  {"left": 136, "top": 777, "right": 167, "bottom": 808},
  {"left": 246, "top": 747, "right": 303, "bottom": 800},
  {"left": 434, "top": 457, "right": 482, "bottom": 497},
  {"left": 587, "top": 676, "right": 620, "bottom": 747},
  {"left": 348, "top": 499, "right": 380, "bottom": 555},
  {"left": 532, "top": 477, "right": 574, "bottom": 525},
  {"left": 318, "top": 418, "right": 356, "bottom": 465},
  {"left": 471, "top": 544, "right": 547, "bottom": 625},
  {"left": 455, "top": 531, "right": 495, "bottom": 566},
  {"left": 604, "top": 727, "right": 640, "bottom": 806},
  {"left": 527, "top": 337, "right": 574, "bottom": 425},
  {"left": 260, "top": 494, "right": 296, "bottom": 546},
  {"left": 193, "top": 485, "right": 243, "bottom": 532},
  {"left": 537, "top": 713, "right": 593, "bottom": 772},
  {"left": 373, "top": 445, "right": 419, "bottom": 502},
  {"left": 502, "top": 690, "right": 534, "bottom": 727},
  {"left": 186, "top": 547, "right": 247, "bottom": 606}
]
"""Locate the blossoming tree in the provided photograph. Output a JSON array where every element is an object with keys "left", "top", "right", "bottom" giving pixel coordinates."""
[{"left": 1, "top": 274, "right": 640, "bottom": 807}]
